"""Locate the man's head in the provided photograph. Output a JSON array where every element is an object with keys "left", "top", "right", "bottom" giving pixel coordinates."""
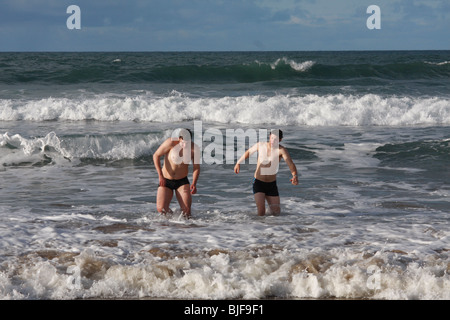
[
  {"left": 175, "top": 128, "right": 192, "bottom": 148},
  {"left": 269, "top": 129, "right": 283, "bottom": 146}
]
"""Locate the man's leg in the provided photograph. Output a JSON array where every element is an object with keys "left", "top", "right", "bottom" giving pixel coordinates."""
[
  {"left": 175, "top": 184, "right": 192, "bottom": 218},
  {"left": 266, "top": 196, "right": 281, "bottom": 215},
  {"left": 156, "top": 186, "right": 173, "bottom": 214},
  {"left": 254, "top": 192, "right": 266, "bottom": 216}
]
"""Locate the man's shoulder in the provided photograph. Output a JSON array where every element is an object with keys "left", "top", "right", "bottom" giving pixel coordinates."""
[
  {"left": 160, "top": 137, "right": 178, "bottom": 149},
  {"left": 278, "top": 144, "right": 289, "bottom": 155}
]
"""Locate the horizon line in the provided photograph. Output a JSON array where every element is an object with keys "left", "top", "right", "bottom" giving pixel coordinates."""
[{"left": 1, "top": 49, "right": 449, "bottom": 53}]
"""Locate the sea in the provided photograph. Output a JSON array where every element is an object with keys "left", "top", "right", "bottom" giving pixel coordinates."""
[{"left": 0, "top": 51, "right": 449, "bottom": 300}]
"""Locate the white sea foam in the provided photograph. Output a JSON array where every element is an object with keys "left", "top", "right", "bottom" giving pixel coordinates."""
[
  {"left": 0, "top": 131, "right": 166, "bottom": 164},
  {"left": 269, "top": 57, "right": 316, "bottom": 72},
  {"left": 0, "top": 132, "right": 72, "bottom": 166},
  {"left": 424, "top": 61, "right": 450, "bottom": 66},
  {"left": 1, "top": 93, "right": 449, "bottom": 126},
  {"left": 1, "top": 241, "right": 448, "bottom": 300},
  {"left": 253, "top": 57, "right": 315, "bottom": 72},
  {"left": 0, "top": 187, "right": 448, "bottom": 300},
  {"left": 61, "top": 133, "right": 164, "bottom": 160}
]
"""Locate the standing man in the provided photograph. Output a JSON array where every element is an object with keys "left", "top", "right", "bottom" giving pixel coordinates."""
[
  {"left": 234, "top": 129, "right": 298, "bottom": 216},
  {"left": 153, "top": 128, "right": 200, "bottom": 218}
]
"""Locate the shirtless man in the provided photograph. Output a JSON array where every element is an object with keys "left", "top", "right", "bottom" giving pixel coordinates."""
[
  {"left": 234, "top": 129, "right": 298, "bottom": 216},
  {"left": 153, "top": 128, "right": 200, "bottom": 218}
]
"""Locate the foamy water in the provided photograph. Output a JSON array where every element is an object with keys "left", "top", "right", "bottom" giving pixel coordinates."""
[
  {"left": 1, "top": 93, "right": 448, "bottom": 126},
  {"left": 0, "top": 123, "right": 448, "bottom": 300}
]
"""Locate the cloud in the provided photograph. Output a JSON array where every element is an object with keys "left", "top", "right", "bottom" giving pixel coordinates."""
[
  {"left": 394, "top": 0, "right": 450, "bottom": 25},
  {"left": 0, "top": 0, "right": 448, "bottom": 51}
]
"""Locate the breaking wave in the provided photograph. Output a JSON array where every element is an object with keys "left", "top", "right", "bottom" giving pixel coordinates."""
[{"left": 1, "top": 93, "right": 449, "bottom": 126}]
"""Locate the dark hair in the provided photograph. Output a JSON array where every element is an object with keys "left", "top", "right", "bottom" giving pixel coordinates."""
[
  {"left": 270, "top": 129, "right": 283, "bottom": 141},
  {"left": 179, "top": 128, "right": 193, "bottom": 140}
]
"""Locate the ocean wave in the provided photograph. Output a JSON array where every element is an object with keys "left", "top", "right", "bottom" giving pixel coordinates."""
[
  {"left": 1, "top": 93, "right": 449, "bottom": 126},
  {"left": 0, "top": 131, "right": 165, "bottom": 166},
  {"left": 254, "top": 57, "right": 315, "bottom": 72},
  {"left": 424, "top": 61, "right": 450, "bottom": 66},
  {"left": 147, "top": 57, "right": 315, "bottom": 83},
  {"left": 0, "top": 132, "right": 72, "bottom": 166},
  {"left": 0, "top": 56, "right": 316, "bottom": 84},
  {"left": 2, "top": 52, "right": 448, "bottom": 85},
  {"left": 374, "top": 139, "right": 450, "bottom": 170},
  {"left": 1, "top": 247, "right": 448, "bottom": 299},
  {"left": 2, "top": 130, "right": 449, "bottom": 169}
]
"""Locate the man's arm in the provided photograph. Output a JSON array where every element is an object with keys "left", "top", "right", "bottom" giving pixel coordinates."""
[
  {"left": 191, "top": 163, "right": 200, "bottom": 194},
  {"left": 234, "top": 143, "right": 259, "bottom": 174},
  {"left": 153, "top": 138, "right": 173, "bottom": 187},
  {"left": 280, "top": 146, "right": 298, "bottom": 185},
  {"left": 190, "top": 143, "right": 201, "bottom": 194}
]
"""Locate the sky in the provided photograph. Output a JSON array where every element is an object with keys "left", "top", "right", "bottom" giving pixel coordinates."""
[{"left": 0, "top": 0, "right": 449, "bottom": 51}]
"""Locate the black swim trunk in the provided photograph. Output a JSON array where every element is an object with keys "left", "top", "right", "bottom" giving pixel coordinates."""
[
  {"left": 252, "top": 178, "right": 279, "bottom": 197},
  {"left": 162, "top": 177, "right": 190, "bottom": 191}
]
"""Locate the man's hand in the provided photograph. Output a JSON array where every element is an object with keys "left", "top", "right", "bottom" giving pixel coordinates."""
[
  {"left": 234, "top": 163, "right": 240, "bottom": 174},
  {"left": 190, "top": 184, "right": 197, "bottom": 194},
  {"left": 290, "top": 175, "right": 298, "bottom": 185},
  {"left": 158, "top": 176, "right": 166, "bottom": 187}
]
